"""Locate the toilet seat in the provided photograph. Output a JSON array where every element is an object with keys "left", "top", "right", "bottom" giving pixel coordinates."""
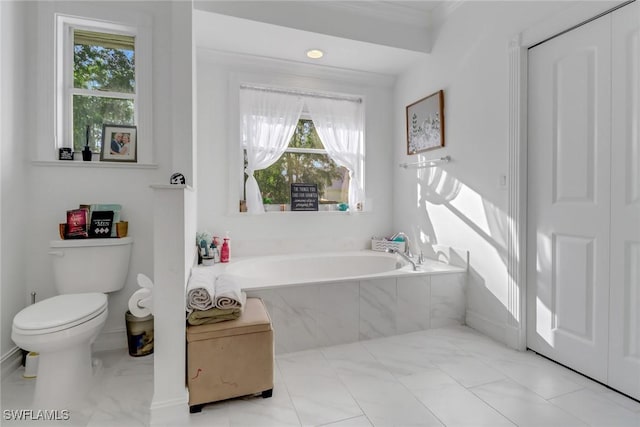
[{"left": 13, "top": 293, "right": 107, "bottom": 335}]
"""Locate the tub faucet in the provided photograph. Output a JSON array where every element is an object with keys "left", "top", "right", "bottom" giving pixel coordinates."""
[
  {"left": 386, "top": 248, "right": 418, "bottom": 271},
  {"left": 390, "top": 231, "right": 413, "bottom": 258}
]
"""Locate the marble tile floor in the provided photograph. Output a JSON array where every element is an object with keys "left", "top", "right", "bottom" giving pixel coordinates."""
[{"left": 2, "top": 325, "right": 639, "bottom": 427}]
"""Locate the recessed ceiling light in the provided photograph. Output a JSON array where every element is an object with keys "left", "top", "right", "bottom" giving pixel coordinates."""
[{"left": 306, "top": 49, "right": 324, "bottom": 59}]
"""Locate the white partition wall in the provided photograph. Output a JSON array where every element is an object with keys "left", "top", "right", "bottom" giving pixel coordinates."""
[{"left": 150, "top": 185, "right": 196, "bottom": 425}]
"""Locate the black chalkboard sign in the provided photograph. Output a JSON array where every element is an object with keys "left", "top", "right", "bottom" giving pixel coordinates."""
[
  {"left": 58, "top": 147, "right": 74, "bottom": 161},
  {"left": 290, "top": 183, "right": 319, "bottom": 211}
]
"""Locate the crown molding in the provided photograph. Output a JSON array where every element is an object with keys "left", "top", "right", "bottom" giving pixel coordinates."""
[
  {"left": 197, "top": 47, "right": 397, "bottom": 88},
  {"left": 430, "top": 0, "right": 465, "bottom": 26},
  {"left": 313, "top": 1, "right": 433, "bottom": 28}
]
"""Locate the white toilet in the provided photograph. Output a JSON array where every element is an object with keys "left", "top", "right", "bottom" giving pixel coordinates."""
[{"left": 12, "top": 237, "right": 133, "bottom": 408}]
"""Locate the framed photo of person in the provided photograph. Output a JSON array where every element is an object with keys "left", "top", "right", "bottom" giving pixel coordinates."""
[{"left": 100, "top": 124, "right": 137, "bottom": 162}]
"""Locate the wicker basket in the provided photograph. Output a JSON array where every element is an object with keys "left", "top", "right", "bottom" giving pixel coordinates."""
[{"left": 371, "top": 239, "right": 406, "bottom": 253}]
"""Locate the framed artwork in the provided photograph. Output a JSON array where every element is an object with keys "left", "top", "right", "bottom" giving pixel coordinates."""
[
  {"left": 406, "top": 90, "right": 445, "bottom": 155},
  {"left": 100, "top": 124, "right": 137, "bottom": 162}
]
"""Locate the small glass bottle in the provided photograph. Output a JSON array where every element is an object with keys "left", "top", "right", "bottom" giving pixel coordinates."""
[{"left": 212, "top": 242, "right": 220, "bottom": 263}]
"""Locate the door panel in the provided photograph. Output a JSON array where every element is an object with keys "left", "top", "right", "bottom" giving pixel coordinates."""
[
  {"left": 553, "top": 49, "right": 597, "bottom": 203},
  {"left": 608, "top": 0, "right": 640, "bottom": 400},
  {"left": 527, "top": 14, "right": 611, "bottom": 383},
  {"left": 553, "top": 234, "right": 594, "bottom": 341}
]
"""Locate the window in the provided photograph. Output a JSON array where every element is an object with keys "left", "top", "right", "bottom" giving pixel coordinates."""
[
  {"left": 239, "top": 86, "right": 365, "bottom": 214},
  {"left": 56, "top": 15, "right": 143, "bottom": 154},
  {"left": 251, "top": 118, "right": 350, "bottom": 207},
  {"left": 72, "top": 30, "right": 135, "bottom": 152}
]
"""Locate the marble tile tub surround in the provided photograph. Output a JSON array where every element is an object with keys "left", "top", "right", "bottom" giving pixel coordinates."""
[
  {"left": 3, "top": 326, "right": 640, "bottom": 427},
  {"left": 248, "top": 273, "right": 466, "bottom": 354}
]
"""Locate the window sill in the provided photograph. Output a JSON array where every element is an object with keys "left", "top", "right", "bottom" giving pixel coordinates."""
[
  {"left": 228, "top": 210, "right": 370, "bottom": 217},
  {"left": 32, "top": 160, "right": 158, "bottom": 169}
]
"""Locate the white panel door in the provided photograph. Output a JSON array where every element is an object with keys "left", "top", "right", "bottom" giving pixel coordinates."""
[
  {"left": 527, "top": 14, "right": 612, "bottom": 383},
  {"left": 608, "top": 1, "right": 640, "bottom": 401}
]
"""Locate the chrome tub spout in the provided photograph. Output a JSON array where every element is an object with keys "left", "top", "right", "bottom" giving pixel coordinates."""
[{"left": 386, "top": 248, "right": 417, "bottom": 271}]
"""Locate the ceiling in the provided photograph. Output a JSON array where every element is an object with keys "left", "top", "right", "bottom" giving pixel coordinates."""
[
  {"left": 193, "top": 1, "right": 454, "bottom": 76},
  {"left": 312, "top": 1, "right": 446, "bottom": 25}
]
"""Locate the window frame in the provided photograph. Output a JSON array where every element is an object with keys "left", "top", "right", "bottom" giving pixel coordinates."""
[
  {"left": 54, "top": 14, "right": 152, "bottom": 162},
  {"left": 238, "top": 97, "right": 367, "bottom": 216},
  {"left": 281, "top": 112, "right": 329, "bottom": 155},
  {"left": 246, "top": 116, "right": 351, "bottom": 208}
]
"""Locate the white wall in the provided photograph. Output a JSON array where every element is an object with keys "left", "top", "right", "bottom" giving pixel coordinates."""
[
  {"left": 392, "top": 1, "right": 594, "bottom": 345},
  {"left": 0, "top": 0, "right": 193, "bottom": 357},
  {"left": 196, "top": 49, "right": 395, "bottom": 255},
  {"left": 0, "top": 0, "right": 29, "bottom": 365}
]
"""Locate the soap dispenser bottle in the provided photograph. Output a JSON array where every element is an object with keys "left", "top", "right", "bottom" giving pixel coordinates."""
[
  {"left": 212, "top": 242, "right": 220, "bottom": 263},
  {"left": 220, "top": 238, "right": 230, "bottom": 263}
]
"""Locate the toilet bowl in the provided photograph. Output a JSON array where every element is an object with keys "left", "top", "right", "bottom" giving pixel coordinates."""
[
  {"left": 12, "top": 293, "right": 108, "bottom": 408},
  {"left": 12, "top": 237, "right": 132, "bottom": 408}
]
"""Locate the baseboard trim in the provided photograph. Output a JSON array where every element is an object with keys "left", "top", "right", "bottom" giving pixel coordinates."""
[
  {"left": 1, "top": 346, "right": 23, "bottom": 379},
  {"left": 465, "top": 309, "right": 508, "bottom": 347},
  {"left": 150, "top": 391, "right": 190, "bottom": 426},
  {"left": 93, "top": 328, "right": 127, "bottom": 353},
  {"left": 504, "top": 323, "right": 524, "bottom": 351}
]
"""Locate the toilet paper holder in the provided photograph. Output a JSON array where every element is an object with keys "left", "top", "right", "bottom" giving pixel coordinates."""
[{"left": 128, "top": 274, "right": 154, "bottom": 317}]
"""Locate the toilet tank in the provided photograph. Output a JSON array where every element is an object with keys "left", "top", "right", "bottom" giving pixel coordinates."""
[{"left": 49, "top": 237, "right": 133, "bottom": 294}]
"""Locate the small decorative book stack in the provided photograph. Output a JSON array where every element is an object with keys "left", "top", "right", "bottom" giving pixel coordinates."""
[{"left": 60, "top": 204, "right": 128, "bottom": 239}]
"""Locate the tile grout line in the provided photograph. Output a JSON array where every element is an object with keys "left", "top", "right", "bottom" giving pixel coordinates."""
[
  {"left": 273, "top": 358, "right": 304, "bottom": 427},
  {"left": 317, "top": 344, "right": 371, "bottom": 426},
  {"left": 359, "top": 334, "right": 448, "bottom": 427}
]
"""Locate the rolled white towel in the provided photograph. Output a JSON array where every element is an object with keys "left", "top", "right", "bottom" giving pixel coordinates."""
[
  {"left": 214, "top": 274, "right": 246, "bottom": 309},
  {"left": 186, "top": 267, "right": 217, "bottom": 313}
]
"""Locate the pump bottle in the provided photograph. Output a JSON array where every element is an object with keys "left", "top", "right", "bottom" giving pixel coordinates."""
[{"left": 221, "top": 238, "right": 230, "bottom": 263}]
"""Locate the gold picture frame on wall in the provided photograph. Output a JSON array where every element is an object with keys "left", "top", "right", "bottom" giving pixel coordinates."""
[{"left": 406, "top": 90, "right": 445, "bottom": 155}]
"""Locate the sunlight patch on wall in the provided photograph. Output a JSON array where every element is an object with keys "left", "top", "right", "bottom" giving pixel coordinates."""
[{"left": 417, "top": 167, "right": 511, "bottom": 312}]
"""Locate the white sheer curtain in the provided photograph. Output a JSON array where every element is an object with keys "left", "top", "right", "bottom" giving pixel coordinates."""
[
  {"left": 240, "top": 89, "right": 304, "bottom": 214},
  {"left": 305, "top": 97, "right": 365, "bottom": 211}
]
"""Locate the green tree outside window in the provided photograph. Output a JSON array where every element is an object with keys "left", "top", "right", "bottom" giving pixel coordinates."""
[
  {"left": 72, "top": 31, "right": 135, "bottom": 152},
  {"left": 251, "top": 119, "right": 349, "bottom": 205}
]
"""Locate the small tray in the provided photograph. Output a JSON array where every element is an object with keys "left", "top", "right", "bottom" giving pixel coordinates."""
[{"left": 371, "top": 239, "right": 406, "bottom": 253}]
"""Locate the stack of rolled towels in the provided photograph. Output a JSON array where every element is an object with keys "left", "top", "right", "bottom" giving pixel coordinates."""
[{"left": 186, "top": 267, "right": 247, "bottom": 326}]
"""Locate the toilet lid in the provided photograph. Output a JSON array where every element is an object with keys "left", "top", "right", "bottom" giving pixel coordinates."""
[{"left": 13, "top": 293, "right": 107, "bottom": 333}]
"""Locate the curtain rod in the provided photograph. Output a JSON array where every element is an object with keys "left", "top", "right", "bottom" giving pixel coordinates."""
[{"left": 239, "top": 84, "right": 362, "bottom": 103}]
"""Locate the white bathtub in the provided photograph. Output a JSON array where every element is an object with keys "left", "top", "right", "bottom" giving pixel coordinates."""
[
  {"left": 220, "top": 250, "right": 466, "bottom": 290},
  {"left": 208, "top": 249, "right": 467, "bottom": 353}
]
